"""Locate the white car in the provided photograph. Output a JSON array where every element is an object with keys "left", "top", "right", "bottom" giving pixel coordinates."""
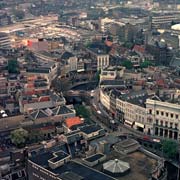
[
  {"left": 2, "top": 113, "right": 8, "bottom": 118},
  {"left": 97, "top": 110, "right": 101, "bottom": 114},
  {"left": 0, "top": 110, "right": 5, "bottom": 114}
]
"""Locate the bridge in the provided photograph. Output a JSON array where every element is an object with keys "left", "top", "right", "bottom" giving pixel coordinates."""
[{"left": 68, "top": 81, "right": 97, "bottom": 90}]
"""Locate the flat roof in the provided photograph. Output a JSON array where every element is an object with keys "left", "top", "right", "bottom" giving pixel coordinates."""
[
  {"left": 49, "top": 151, "right": 69, "bottom": 163},
  {"left": 85, "top": 154, "right": 105, "bottom": 162},
  {"left": 56, "top": 161, "right": 115, "bottom": 180},
  {"left": 80, "top": 124, "right": 103, "bottom": 134}
]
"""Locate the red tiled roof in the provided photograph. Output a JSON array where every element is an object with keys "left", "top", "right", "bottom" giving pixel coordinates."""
[
  {"left": 133, "top": 45, "right": 145, "bottom": 54},
  {"left": 156, "top": 79, "right": 165, "bottom": 87},
  {"left": 65, "top": 116, "right": 83, "bottom": 129},
  {"left": 105, "top": 40, "right": 113, "bottom": 47}
]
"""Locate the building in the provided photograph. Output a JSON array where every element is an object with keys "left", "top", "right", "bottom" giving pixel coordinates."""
[
  {"left": 100, "top": 66, "right": 125, "bottom": 82},
  {"left": 103, "top": 159, "right": 130, "bottom": 177},
  {"left": 19, "top": 92, "right": 66, "bottom": 113},
  {"left": 63, "top": 116, "right": 84, "bottom": 133},
  {"left": 150, "top": 13, "right": 180, "bottom": 28},
  {"left": 79, "top": 124, "right": 106, "bottom": 141},
  {"left": 25, "top": 60, "right": 58, "bottom": 82},
  {"left": 0, "top": 32, "right": 11, "bottom": 49},
  {"left": 60, "top": 52, "right": 78, "bottom": 77},
  {"left": 27, "top": 144, "right": 115, "bottom": 180},
  {"left": 87, "top": 48, "right": 109, "bottom": 70},
  {"left": 0, "top": 13, "right": 11, "bottom": 26},
  {"left": 100, "top": 87, "right": 180, "bottom": 141},
  {"left": 0, "top": 76, "right": 8, "bottom": 98},
  {"left": 146, "top": 98, "right": 180, "bottom": 140},
  {"left": 146, "top": 40, "right": 173, "bottom": 66},
  {"left": 27, "top": 39, "right": 49, "bottom": 52}
]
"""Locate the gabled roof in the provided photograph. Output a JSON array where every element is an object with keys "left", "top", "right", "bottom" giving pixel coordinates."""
[
  {"left": 51, "top": 106, "right": 74, "bottom": 115},
  {"left": 30, "top": 109, "right": 49, "bottom": 119}
]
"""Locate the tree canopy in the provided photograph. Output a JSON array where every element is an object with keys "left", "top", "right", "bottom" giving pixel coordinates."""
[
  {"left": 29, "top": 130, "right": 43, "bottom": 143},
  {"left": 75, "top": 105, "right": 90, "bottom": 119},
  {"left": 10, "top": 128, "right": 28, "bottom": 147},
  {"left": 122, "top": 60, "right": 133, "bottom": 69},
  {"left": 140, "top": 60, "right": 152, "bottom": 68},
  {"left": 162, "top": 139, "right": 178, "bottom": 159},
  {"left": 8, "top": 59, "right": 19, "bottom": 73}
]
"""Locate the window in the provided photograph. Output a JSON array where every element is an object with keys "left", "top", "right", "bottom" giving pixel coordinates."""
[
  {"left": 171, "top": 113, "right": 174, "bottom": 118},
  {"left": 176, "top": 114, "right": 179, "bottom": 119},
  {"left": 165, "top": 121, "right": 168, "bottom": 127},
  {"left": 156, "top": 119, "right": 159, "bottom": 125},
  {"left": 149, "top": 109, "right": 152, "bottom": 114},
  {"left": 175, "top": 123, "right": 178, "bottom": 129},
  {"left": 170, "top": 122, "right": 173, "bottom": 128},
  {"left": 156, "top": 110, "right": 159, "bottom": 115},
  {"left": 166, "top": 112, "right": 168, "bottom": 117},
  {"left": 160, "top": 120, "right": 163, "bottom": 126},
  {"left": 161, "top": 111, "right": 164, "bottom": 116}
]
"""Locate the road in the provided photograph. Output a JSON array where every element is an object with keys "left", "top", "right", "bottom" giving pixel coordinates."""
[{"left": 89, "top": 88, "right": 152, "bottom": 139}]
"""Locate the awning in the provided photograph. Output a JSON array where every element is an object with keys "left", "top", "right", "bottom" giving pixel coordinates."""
[
  {"left": 135, "top": 122, "right": 145, "bottom": 128},
  {"left": 124, "top": 120, "right": 134, "bottom": 126}
]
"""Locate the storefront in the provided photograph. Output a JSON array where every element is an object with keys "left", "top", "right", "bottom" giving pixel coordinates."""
[
  {"left": 124, "top": 120, "right": 134, "bottom": 127},
  {"left": 134, "top": 122, "right": 145, "bottom": 132}
]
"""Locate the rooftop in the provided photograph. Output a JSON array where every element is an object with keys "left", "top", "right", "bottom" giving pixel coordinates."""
[
  {"left": 49, "top": 151, "right": 70, "bottom": 163},
  {"left": 29, "top": 149, "right": 115, "bottom": 180},
  {"left": 88, "top": 48, "right": 108, "bottom": 55},
  {"left": 85, "top": 154, "right": 105, "bottom": 163},
  {"left": 80, "top": 124, "right": 104, "bottom": 135},
  {"left": 65, "top": 116, "right": 83, "bottom": 129}
]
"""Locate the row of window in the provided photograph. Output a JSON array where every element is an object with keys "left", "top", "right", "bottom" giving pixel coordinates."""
[
  {"left": 149, "top": 109, "right": 179, "bottom": 119},
  {"left": 155, "top": 119, "right": 178, "bottom": 129}
]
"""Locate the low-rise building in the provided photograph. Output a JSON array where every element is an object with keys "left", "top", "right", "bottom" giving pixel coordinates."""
[
  {"left": 87, "top": 48, "right": 109, "bottom": 70},
  {"left": 25, "top": 60, "right": 58, "bottom": 83},
  {"left": 100, "top": 66, "right": 125, "bottom": 82}
]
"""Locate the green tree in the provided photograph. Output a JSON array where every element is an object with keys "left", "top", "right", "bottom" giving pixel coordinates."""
[
  {"left": 8, "top": 59, "right": 19, "bottom": 73},
  {"left": 75, "top": 105, "right": 90, "bottom": 119},
  {"left": 29, "top": 130, "right": 43, "bottom": 143},
  {"left": 122, "top": 60, "right": 133, "bottom": 69},
  {"left": 140, "top": 60, "right": 152, "bottom": 68},
  {"left": 10, "top": 128, "right": 28, "bottom": 147},
  {"left": 162, "top": 140, "right": 178, "bottom": 159}
]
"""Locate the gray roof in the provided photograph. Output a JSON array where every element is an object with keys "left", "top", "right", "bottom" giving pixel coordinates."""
[
  {"left": 103, "top": 159, "right": 130, "bottom": 173},
  {"left": 30, "top": 110, "right": 49, "bottom": 119},
  {"left": 61, "top": 171, "right": 84, "bottom": 180},
  {"left": 51, "top": 105, "right": 74, "bottom": 115},
  {"left": 29, "top": 105, "right": 74, "bottom": 120}
]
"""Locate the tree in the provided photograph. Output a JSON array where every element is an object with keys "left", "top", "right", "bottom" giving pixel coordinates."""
[
  {"left": 162, "top": 140, "right": 178, "bottom": 159},
  {"left": 29, "top": 130, "right": 43, "bottom": 143},
  {"left": 140, "top": 60, "right": 152, "bottom": 68},
  {"left": 122, "top": 60, "right": 133, "bottom": 69},
  {"left": 75, "top": 105, "right": 90, "bottom": 119},
  {"left": 8, "top": 59, "right": 19, "bottom": 73},
  {"left": 10, "top": 128, "right": 28, "bottom": 147}
]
